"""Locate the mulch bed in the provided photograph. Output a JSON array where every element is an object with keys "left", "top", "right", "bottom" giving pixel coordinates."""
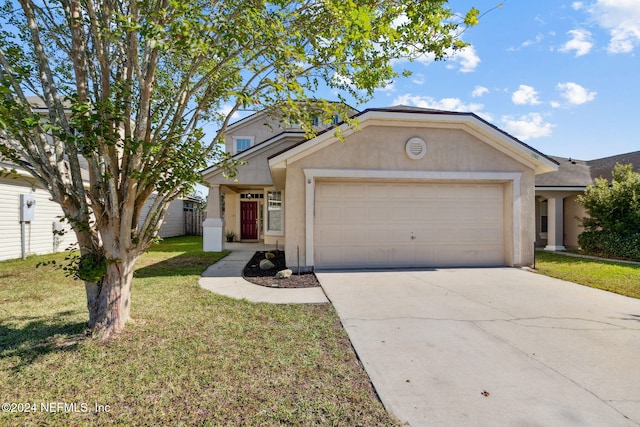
[{"left": 242, "top": 250, "right": 320, "bottom": 288}]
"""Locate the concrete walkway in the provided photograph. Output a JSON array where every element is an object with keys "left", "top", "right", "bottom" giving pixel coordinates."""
[{"left": 198, "top": 243, "right": 328, "bottom": 304}]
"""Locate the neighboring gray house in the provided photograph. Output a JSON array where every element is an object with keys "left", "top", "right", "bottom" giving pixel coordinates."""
[{"left": 534, "top": 151, "right": 640, "bottom": 250}]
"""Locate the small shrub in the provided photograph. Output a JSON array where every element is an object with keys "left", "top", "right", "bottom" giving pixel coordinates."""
[{"left": 578, "top": 230, "right": 640, "bottom": 261}]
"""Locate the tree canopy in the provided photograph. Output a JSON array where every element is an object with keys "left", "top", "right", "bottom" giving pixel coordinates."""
[
  {"left": 0, "top": 0, "right": 478, "bottom": 339},
  {"left": 578, "top": 163, "right": 640, "bottom": 235}
]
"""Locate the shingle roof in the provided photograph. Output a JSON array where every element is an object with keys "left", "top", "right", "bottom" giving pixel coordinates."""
[
  {"left": 535, "top": 156, "right": 593, "bottom": 187},
  {"left": 535, "top": 151, "right": 640, "bottom": 187},
  {"left": 588, "top": 151, "right": 640, "bottom": 181}
]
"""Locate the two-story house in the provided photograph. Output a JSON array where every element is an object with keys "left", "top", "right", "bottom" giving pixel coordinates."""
[{"left": 202, "top": 104, "right": 559, "bottom": 271}]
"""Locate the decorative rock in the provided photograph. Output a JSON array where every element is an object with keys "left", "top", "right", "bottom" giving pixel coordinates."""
[
  {"left": 259, "top": 259, "right": 276, "bottom": 270},
  {"left": 265, "top": 252, "right": 276, "bottom": 260},
  {"left": 275, "top": 269, "right": 293, "bottom": 279}
]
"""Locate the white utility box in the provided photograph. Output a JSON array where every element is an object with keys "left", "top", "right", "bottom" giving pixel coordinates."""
[{"left": 20, "top": 194, "right": 36, "bottom": 222}]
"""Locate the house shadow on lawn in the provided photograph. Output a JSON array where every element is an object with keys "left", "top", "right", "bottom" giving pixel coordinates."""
[
  {"left": 0, "top": 312, "right": 87, "bottom": 370},
  {"left": 134, "top": 251, "right": 229, "bottom": 278}
]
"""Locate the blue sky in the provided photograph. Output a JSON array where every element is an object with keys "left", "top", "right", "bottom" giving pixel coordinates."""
[
  {"left": 220, "top": 1, "right": 638, "bottom": 161},
  {"left": 363, "top": 0, "right": 640, "bottom": 160}
]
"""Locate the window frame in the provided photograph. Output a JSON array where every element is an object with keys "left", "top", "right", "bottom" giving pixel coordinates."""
[
  {"left": 540, "top": 200, "right": 548, "bottom": 238},
  {"left": 232, "top": 136, "right": 254, "bottom": 154},
  {"left": 266, "top": 190, "right": 284, "bottom": 236}
]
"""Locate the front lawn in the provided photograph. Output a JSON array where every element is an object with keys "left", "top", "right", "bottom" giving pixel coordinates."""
[
  {"left": 534, "top": 250, "right": 640, "bottom": 299},
  {"left": 0, "top": 236, "right": 396, "bottom": 426}
]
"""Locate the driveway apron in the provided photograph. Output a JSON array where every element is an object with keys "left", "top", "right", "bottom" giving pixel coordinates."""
[{"left": 317, "top": 268, "right": 640, "bottom": 427}]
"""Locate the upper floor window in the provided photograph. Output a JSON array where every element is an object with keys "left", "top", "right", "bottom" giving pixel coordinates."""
[
  {"left": 232, "top": 136, "right": 254, "bottom": 154},
  {"left": 311, "top": 115, "right": 340, "bottom": 127}
]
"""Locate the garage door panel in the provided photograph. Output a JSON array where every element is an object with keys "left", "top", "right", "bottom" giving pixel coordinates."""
[
  {"left": 315, "top": 182, "right": 506, "bottom": 268},
  {"left": 392, "top": 207, "right": 414, "bottom": 221}
]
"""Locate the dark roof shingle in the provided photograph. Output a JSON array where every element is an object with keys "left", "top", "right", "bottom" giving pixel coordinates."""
[{"left": 535, "top": 151, "right": 640, "bottom": 187}]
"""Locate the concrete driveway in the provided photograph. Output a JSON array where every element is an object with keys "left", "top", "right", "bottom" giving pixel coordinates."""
[{"left": 317, "top": 268, "right": 640, "bottom": 427}]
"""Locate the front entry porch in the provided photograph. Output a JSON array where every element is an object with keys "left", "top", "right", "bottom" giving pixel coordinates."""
[
  {"left": 535, "top": 191, "right": 586, "bottom": 250},
  {"left": 203, "top": 183, "right": 284, "bottom": 251}
]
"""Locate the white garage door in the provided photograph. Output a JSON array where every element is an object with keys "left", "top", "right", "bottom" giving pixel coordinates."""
[{"left": 314, "top": 181, "right": 505, "bottom": 269}]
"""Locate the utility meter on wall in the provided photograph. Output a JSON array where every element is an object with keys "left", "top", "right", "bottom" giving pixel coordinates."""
[{"left": 20, "top": 194, "right": 36, "bottom": 222}]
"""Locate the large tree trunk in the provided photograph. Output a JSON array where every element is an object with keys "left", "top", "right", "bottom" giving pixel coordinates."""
[{"left": 84, "top": 252, "right": 138, "bottom": 341}]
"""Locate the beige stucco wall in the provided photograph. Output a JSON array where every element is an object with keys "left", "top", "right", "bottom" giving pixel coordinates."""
[
  {"left": 207, "top": 136, "right": 304, "bottom": 186},
  {"left": 283, "top": 125, "right": 537, "bottom": 268},
  {"left": 224, "top": 114, "right": 289, "bottom": 153},
  {"left": 222, "top": 192, "right": 239, "bottom": 240},
  {"left": 564, "top": 194, "right": 586, "bottom": 249}
]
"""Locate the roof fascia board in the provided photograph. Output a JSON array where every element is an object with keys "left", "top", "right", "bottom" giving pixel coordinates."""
[{"left": 535, "top": 186, "right": 587, "bottom": 191}]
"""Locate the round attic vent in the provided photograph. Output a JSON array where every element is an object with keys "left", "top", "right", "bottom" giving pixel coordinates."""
[{"left": 405, "top": 137, "right": 427, "bottom": 159}]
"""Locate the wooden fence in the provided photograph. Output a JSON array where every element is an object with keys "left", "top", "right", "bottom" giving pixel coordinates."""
[{"left": 185, "top": 210, "right": 206, "bottom": 236}]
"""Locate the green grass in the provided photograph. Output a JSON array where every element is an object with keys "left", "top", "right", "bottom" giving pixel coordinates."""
[
  {"left": 0, "top": 236, "right": 396, "bottom": 426},
  {"left": 535, "top": 250, "right": 640, "bottom": 299}
]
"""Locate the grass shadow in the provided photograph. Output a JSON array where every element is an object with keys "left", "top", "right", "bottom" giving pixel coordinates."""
[
  {"left": 0, "top": 313, "right": 87, "bottom": 371},
  {"left": 619, "top": 314, "right": 640, "bottom": 322}
]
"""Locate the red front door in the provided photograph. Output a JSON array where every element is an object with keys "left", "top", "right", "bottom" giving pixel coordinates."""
[{"left": 240, "top": 201, "right": 258, "bottom": 240}]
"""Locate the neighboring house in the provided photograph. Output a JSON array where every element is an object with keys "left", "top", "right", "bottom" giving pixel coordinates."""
[
  {"left": 202, "top": 105, "right": 558, "bottom": 270},
  {"left": 139, "top": 194, "right": 191, "bottom": 239},
  {"left": 534, "top": 151, "right": 640, "bottom": 250},
  {"left": 0, "top": 96, "right": 189, "bottom": 261},
  {"left": 0, "top": 162, "right": 78, "bottom": 261},
  {"left": 0, "top": 162, "right": 189, "bottom": 261}
]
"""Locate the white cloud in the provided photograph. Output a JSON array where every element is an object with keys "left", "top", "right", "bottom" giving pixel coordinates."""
[
  {"left": 413, "top": 45, "right": 480, "bottom": 73},
  {"left": 512, "top": 85, "right": 541, "bottom": 105},
  {"left": 559, "top": 29, "right": 593, "bottom": 57},
  {"left": 331, "top": 72, "right": 353, "bottom": 87},
  {"left": 392, "top": 94, "right": 484, "bottom": 113},
  {"left": 219, "top": 104, "right": 242, "bottom": 121},
  {"left": 522, "top": 34, "right": 545, "bottom": 48},
  {"left": 411, "top": 73, "right": 425, "bottom": 85},
  {"left": 508, "top": 34, "right": 545, "bottom": 51},
  {"left": 572, "top": 2, "right": 584, "bottom": 10},
  {"left": 451, "top": 45, "right": 481, "bottom": 73},
  {"left": 472, "top": 86, "right": 489, "bottom": 98},
  {"left": 556, "top": 82, "right": 597, "bottom": 105},
  {"left": 391, "top": 13, "right": 409, "bottom": 29},
  {"left": 589, "top": 0, "right": 640, "bottom": 54},
  {"left": 501, "top": 113, "right": 554, "bottom": 140},
  {"left": 475, "top": 111, "right": 494, "bottom": 123},
  {"left": 376, "top": 81, "right": 396, "bottom": 94}
]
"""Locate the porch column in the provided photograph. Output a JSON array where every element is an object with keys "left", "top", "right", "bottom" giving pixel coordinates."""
[
  {"left": 203, "top": 184, "right": 224, "bottom": 252},
  {"left": 545, "top": 195, "right": 565, "bottom": 251}
]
